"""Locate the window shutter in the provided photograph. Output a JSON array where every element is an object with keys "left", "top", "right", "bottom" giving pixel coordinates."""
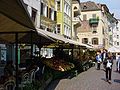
[
  {"left": 49, "top": 8, "right": 51, "bottom": 19},
  {"left": 47, "top": 6, "right": 49, "bottom": 17},
  {"left": 41, "top": 3, "right": 43, "bottom": 15},
  {"left": 54, "top": 11, "right": 57, "bottom": 21}
]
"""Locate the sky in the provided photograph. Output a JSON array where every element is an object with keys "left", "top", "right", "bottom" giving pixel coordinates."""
[{"left": 80, "top": 0, "right": 120, "bottom": 19}]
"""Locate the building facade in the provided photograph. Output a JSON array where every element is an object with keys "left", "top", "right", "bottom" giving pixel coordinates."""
[
  {"left": 56, "top": 0, "right": 72, "bottom": 39},
  {"left": 72, "top": 0, "right": 81, "bottom": 41},
  {"left": 112, "top": 19, "right": 120, "bottom": 47},
  {"left": 40, "top": 0, "right": 57, "bottom": 32},
  {"left": 23, "top": 0, "right": 41, "bottom": 28},
  {"left": 77, "top": 1, "right": 117, "bottom": 49}
]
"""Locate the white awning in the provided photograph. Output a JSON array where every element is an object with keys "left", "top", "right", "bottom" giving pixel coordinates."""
[
  {"left": 37, "top": 29, "right": 91, "bottom": 47},
  {"left": 37, "top": 29, "right": 69, "bottom": 43}
]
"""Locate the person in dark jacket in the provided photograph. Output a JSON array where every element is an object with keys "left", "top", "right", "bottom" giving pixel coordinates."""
[
  {"left": 105, "top": 53, "right": 113, "bottom": 83},
  {"left": 101, "top": 49, "right": 108, "bottom": 68},
  {"left": 4, "top": 60, "right": 15, "bottom": 77}
]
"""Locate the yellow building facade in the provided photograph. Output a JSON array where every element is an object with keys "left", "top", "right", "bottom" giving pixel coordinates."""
[
  {"left": 40, "top": 0, "right": 57, "bottom": 32},
  {"left": 56, "top": 0, "right": 72, "bottom": 39}
]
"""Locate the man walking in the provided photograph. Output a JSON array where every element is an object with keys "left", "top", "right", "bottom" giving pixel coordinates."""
[{"left": 96, "top": 51, "right": 102, "bottom": 70}]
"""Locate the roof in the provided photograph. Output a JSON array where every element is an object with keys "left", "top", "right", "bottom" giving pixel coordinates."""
[{"left": 81, "top": 1, "right": 101, "bottom": 11}]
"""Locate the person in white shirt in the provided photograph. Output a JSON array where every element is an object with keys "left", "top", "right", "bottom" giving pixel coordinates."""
[{"left": 117, "top": 53, "right": 120, "bottom": 72}]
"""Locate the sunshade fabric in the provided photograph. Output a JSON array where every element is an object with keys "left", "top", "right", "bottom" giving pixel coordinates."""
[
  {"left": 0, "top": 0, "right": 35, "bottom": 43},
  {"left": 0, "top": 0, "right": 35, "bottom": 31},
  {"left": 18, "top": 31, "right": 55, "bottom": 45},
  {"left": 37, "top": 29, "right": 92, "bottom": 48},
  {"left": 37, "top": 29, "right": 69, "bottom": 43}
]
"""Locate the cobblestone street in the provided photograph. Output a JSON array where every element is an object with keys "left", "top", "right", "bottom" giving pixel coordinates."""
[{"left": 46, "top": 61, "right": 120, "bottom": 90}]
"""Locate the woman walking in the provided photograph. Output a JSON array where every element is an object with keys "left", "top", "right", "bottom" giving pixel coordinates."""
[{"left": 105, "top": 53, "right": 113, "bottom": 83}]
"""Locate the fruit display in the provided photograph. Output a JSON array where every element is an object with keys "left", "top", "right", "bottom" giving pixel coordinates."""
[{"left": 42, "top": 57, "right": 74, "bottom": 72}]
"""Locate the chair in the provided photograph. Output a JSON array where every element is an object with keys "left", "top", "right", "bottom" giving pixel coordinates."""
[
  {"left": 19, "top": 73, "right": 30, "bottom": 90},
  {"left": 34, "top": 67, "right": 39, "bottom": 78},
  {"left": 29, "top": 69, "right": 35, "bottom": 83},
  {"left": 4, "top": 79, "right": 15, "bottom": 90},
  {"left": 0, "top": 84, "right": 4, "bottom": 90}
]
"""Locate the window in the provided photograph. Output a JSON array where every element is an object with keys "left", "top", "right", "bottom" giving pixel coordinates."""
[
  {"left": 54, "top": 11, "right": 57, "bottom": 21},
  {"left": 92, "top": 26, "right": 97, "bottom": 33},
  {"left": 102, "top": 27, "right": 104, "bottom": 34},
  {"left": 74, "top": 6, "right": 77, "bottom": 10},
  {"left": 103, "top": 39, "right": 105, "bottom": 46},
  {"left": 117, "top": 35, "right": 119, "bottom": 39},
  {"left": 92, "top": 38, "right": 98, "bottom": 45},
  {"left": 57, "top": 1, "right": 60, "bottom": 11},
  {"left": 116, "top": 27, "right": 119, "bottom": 30},
  {"left": 83, "top": 14, "right": 87, "bottom": 20},
  {"left": 41, "top": 2, "right": 43, "bottom": 15},
  {"left": 117, "top": 42, "right": 119, "bottom": 46},
  {"left": 31, "top": 8, "right": 37, "bottom": 22},
  {"left": 83, "top": 5, "right": 87, "bottom": 9},
  {"left": 49, "top": 8, "right": 51, "bottom": 19},
  {"left": 41, "top": 3, "right": 47, "bottom": 16},
  {"left": 92, "top": 14, "right": 96, "bottom": 18},
  {"left": 82, "top": 38, "right": 88, "bottom": 44},
  {"left": 57, "top": 24, "right": 61, "bottom": 34},
  {"left": 50, "top": 8, "right": 54, "bottom": 20}
]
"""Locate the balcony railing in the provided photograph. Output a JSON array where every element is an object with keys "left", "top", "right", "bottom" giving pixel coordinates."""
[{"left": 89, "top": 18, "right": 99, "bottom": 25}]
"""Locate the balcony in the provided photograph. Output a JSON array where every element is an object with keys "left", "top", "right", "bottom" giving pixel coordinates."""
[{"left": 89, "top": 18, "right": 99, "bottom": 26}]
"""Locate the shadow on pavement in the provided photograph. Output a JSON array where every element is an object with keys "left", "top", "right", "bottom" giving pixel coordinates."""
[
  {"left": 101, "top": 78, "right": 107, "bottom": 82},
  {"left": 114, "top": 79, "right": 120, "bottom": 83},
  {"left": 45, "top": 79, "right": 60, "bottom": 90}
]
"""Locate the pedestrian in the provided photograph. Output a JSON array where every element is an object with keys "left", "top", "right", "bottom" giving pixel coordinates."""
[
  {"left": 4, "top": 60, "right": 15, "bottom": 77},
  {"left": 96, "top": 51, "right": 102, "bottom": 70},
  {"left": 105, "top": 53, "right": 113, "bottom": 83},
  {"left": 101, "top": 49, "right": 108, "bottom": 69},
  {"left": 117, "top": 53, "right": 120, "bottom": 73}
]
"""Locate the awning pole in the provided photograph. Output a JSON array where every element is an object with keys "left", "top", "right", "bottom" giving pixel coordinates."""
[
  {"left": 31, "top": 32, "right": 33, "bottom": 59},
  {"left": 15, "top": 32, "right": 18, "bottom": 90},
  {"left": 71, "top": 45, "right": 74, "bottom": 61}
]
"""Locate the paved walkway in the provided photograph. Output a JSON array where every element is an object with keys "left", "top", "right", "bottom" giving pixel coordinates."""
[{"left": 46, "top": 61, "right": 120, "bottom": 90}]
